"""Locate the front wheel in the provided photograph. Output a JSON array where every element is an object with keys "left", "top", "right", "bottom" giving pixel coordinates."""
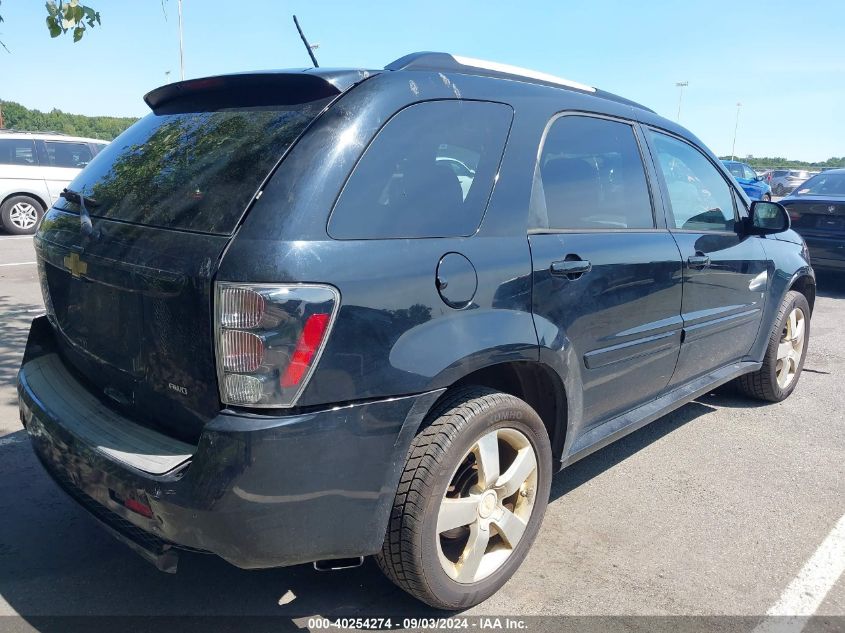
[
  {"left": 735, "top": 290, "right": 810, "bottom": 402},
  {"left": 377, "top": 387, "right": 552, "bottom": 609},
  {"left": 762, "top": 193, "right": 772, "bottom": 202}
]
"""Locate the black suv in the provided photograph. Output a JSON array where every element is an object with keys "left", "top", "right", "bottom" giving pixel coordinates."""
[{"left": 18, "top": 53, "right": 814, "bottom": 609}]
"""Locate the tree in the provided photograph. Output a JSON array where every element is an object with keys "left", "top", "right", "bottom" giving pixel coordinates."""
[
  {"left": 45, "top": 1, "right": 101, "bottom": 42},
  {"left": 0, "top": 0, "right": 100, "bottom": 50}
]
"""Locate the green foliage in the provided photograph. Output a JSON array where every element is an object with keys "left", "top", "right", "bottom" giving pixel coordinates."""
[
  {"left": 0, "top": 99, "right": 137, "bottom": 141},
  {"left": 44, "top": 1, "right": 100, "bottom": 41},
  {"left": 720, "top": 155, "right": 845, "bottom": 170}
]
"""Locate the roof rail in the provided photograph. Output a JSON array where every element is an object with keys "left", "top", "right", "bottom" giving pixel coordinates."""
[
  {"left": 0, "top": 128, "right": 71, "bottom": 136},
  {"left": 385, "top": 52, "right": 596, "bottom": 93}
]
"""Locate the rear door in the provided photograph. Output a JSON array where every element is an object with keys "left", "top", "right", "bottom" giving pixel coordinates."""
[
  {"left": 644, "top": 129, "right": 769, "bottom": 387},
  {"left": 528, "top": 114, "right": 683, "bottom": 432},
  {"left": 37, "top": 140, "right": 94, "bottom": 204}
]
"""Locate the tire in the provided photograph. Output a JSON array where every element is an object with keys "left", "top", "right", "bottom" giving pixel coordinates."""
[
  {"left": 774, "top": 184, "right": 785, "bottom": 196},
  {"left": 1, "top": 195, "right": 44, "bottom": 235},
  {"left": 735, "top": 290, "right": 810, "bottom": 402},
  {"left": 762, "top": 193, "right": 771, "bottom": 202},
  {"left": 376, "top": 387, "right": 552, "bottom": 609}
]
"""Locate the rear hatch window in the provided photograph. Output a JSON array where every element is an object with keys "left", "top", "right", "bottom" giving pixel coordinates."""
[{"left": 57, "top": 99, "right": 330, "bottom": 234}]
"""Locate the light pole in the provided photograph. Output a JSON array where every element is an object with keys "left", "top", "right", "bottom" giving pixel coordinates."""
[
  {"left": 731, "top": 102, "right": 742, "bottom": 161},
  {"left": 177, "top": 0, "right": 185, "bottom": 80},
  {"left": 675, "top": 81, "right": 688, "bottom": 121}
]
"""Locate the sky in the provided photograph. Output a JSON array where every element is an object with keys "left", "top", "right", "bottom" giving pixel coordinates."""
[{"left": 1, "top": 0, "right": 843, "bottom": 161}]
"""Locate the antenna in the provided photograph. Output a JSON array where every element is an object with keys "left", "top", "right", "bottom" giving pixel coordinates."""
[{"left": 292, "top": 15, "right": 319, "bottom": 68}]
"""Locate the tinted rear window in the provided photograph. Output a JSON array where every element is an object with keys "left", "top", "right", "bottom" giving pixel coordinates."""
[
  {"left": 57, "top": 99, "right": 330, "bottom": 234},
  {"left": 793, "top": 173, "right": 845, "bottom": 196},
  {"left": 328, "top": 100, "right": 512, "bottom": 239}
]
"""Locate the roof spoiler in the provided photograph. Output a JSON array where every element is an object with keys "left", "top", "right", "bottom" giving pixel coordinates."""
[{"left": 143, "top": 71, "right": 354, "bottom": 114}]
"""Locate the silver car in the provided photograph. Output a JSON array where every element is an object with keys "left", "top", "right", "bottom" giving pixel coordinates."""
[
  {"left": 770, "top": 169, "right": 811, "bottom": 196},
  {"left": 0, "top": 131, "right": 108, "bottom": 234}
]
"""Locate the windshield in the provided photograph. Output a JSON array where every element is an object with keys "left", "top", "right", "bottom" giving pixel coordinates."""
[
  {"left": 56, "top": 99, "right": 330, "bottom": 234},
  {"left": 793, "top": 172, "right": 845, "bottom": 196}
]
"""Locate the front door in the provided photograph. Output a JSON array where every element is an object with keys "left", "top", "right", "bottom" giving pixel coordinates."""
[
  {"left": 644, "top": 129, "right": 768, "bottom": 387},
  {"left": 528, "top": 114, "right": 683, "bottom": 434}
]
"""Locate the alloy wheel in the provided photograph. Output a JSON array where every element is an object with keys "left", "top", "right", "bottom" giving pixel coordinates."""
[
  {"left": 776, "top": 307, "right": 805, "bottom": 389},
  {"left": 9, "top": 202, "right": 39, "bottom": 230},
  {"left": 436, "top": 428, "right": 538, "bottom": 584}
]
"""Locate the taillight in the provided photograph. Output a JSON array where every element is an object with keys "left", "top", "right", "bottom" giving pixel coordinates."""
[{"left": 214, "top": 283, "right": 339, "bottom": 407}]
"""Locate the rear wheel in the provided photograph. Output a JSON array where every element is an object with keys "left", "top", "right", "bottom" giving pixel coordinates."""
[
  {"left": 1, "top": 195, "right": 44, "bottom": 235},
  {"left": 774, "top": 183, "right": 785, "bottom": 196},
  {"left": 377, "top": 387, "right": 552, "bottom": 609},
  {"left": 735, "top": 291, "right": 810, "bottom": 402}
]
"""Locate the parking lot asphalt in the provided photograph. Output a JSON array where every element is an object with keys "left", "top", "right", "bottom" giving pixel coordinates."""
[{"left": 0, "top": 234, "right": 842, "bottom": 629}]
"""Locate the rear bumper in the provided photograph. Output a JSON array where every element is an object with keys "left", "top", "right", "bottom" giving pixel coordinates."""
[
  {"left": 18, "top": 316, "right": 442, "bottom": 570},
  {"left": 803, "top": 237, "right": 845, "bottom": 271}
]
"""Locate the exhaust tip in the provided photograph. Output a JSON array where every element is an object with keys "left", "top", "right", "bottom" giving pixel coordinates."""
[{"left": 313, "top": 556, "right": 364, "bottom": 571}]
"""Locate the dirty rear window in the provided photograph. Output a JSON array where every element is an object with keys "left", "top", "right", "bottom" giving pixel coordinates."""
[{"left": 57, "top": 99, "right": 330, "bottom": 234}]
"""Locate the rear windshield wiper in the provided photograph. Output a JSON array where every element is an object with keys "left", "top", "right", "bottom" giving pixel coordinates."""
[{"left": 60, "top": 188, "right": 99, "bottom": 237}]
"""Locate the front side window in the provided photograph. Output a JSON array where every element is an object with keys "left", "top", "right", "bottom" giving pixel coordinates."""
[
  {"left": 0, "top": 139, "right": 37, "bottom": 166},
  {"left": 328, "top": 100, "right": 513, "bottom": 239},
  {"left": 742, "top": 164, "right": 758, "bottom": 180},
  {"left": 648, "top": 131, "right": 736, "bottom": 232},
  {"left": 726, "top": 162, "right": 744, "bottom": 179},
  {"left": 45, "top": 141, "right": 94, "bottom": 168},
  {"left": 532, "top": 115, "right": 654, "bottom": 230}
]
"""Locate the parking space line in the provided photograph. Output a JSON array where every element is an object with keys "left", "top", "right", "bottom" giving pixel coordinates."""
[
  {"left": 0, "top": 235, "right": 34, "bottom": 240},
  {"left": 0, "top": 262, "right": 36, "bottom": 267},
  {"left": 753, "top": 513, "right": 845, "bottom": 632}
]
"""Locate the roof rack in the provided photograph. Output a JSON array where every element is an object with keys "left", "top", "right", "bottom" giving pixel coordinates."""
[
  {"left": 0, "top": 128, "right": 71, "bottom": 136},
  {"left": 385, "top": 52, "right": 655, "bottom": 113},
  {"left": 386, "top": 52, "right": 596, "bottom": 93}
]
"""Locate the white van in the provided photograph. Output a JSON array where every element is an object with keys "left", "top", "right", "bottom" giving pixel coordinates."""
[{"left": 0, "top": 131, "right": 108, "bottom": 234}]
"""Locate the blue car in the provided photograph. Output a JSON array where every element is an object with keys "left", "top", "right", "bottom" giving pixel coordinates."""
[{"left": 723, "top": 160, "right": 772, "bottom": 201}]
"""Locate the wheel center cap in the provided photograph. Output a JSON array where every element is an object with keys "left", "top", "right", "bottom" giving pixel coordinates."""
[{"left": 478, "top": 491, "right": 498, "bottom": 519}]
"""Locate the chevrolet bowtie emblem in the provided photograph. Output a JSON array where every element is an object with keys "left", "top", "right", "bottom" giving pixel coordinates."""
[{"left": 63, "top": 252, "right": 88, "bottom": 278}]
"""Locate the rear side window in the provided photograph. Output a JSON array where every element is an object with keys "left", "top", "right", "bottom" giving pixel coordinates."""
[
  {"left": 532, "top": 115, "right": 654, "bottom": 230},
  {"left": 45, "top": 141, "right": 94, "bottom": 168},
  {"left": 57, "top": 99, "right": 330, "bottom": 234},
  {"left": 648, "top": 131, "right": 736, "bottom": 232},
  {"left": 328, "top": 100, "right": 512, "bottom": 239},
  {"left": 0, "top": 139, "right": 37, "bottom": 166}
]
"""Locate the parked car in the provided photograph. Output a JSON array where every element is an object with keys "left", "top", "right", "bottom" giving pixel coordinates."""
[
  {"left": 770, "top": 169, "right": 811, "bottom": 196},
  {"left": 0, "top": 131, "right": 108, "bottom": 234},
  {"left": 780, "top": 168, "right": 845, "bottom": 271},
  {"left": 722, "top": 160, "right": 773, "bottom": 200},
  {"left": 17, "top": 53, "right": 815, "bottom": 609}
]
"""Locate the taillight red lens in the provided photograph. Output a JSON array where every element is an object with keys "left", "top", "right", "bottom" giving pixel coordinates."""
[{"left": 281, "top": 313, "right": 330, "bottom": 388}]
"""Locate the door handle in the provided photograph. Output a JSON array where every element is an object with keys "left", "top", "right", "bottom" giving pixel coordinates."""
[
  {"left": 687, "top": 254, "right": 711, "bottom": 270},
  {"left": 551, "top": 258, "right": 592, "bottom": 278}
]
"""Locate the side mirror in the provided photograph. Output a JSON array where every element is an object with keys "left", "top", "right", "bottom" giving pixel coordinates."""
[
  {"left": 746, "top": 200, "right": 790, "bottom": 234},
  {"left": 754, "top": 175, "right": 763, "bottom": 182}
]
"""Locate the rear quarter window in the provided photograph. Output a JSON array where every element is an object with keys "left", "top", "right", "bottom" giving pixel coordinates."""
[
  {"left": 0, "top": 139, "right": 37, "bottom": 166},
  {"left": 328, "top": 100, "right": 513, "bottom": 239}
]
